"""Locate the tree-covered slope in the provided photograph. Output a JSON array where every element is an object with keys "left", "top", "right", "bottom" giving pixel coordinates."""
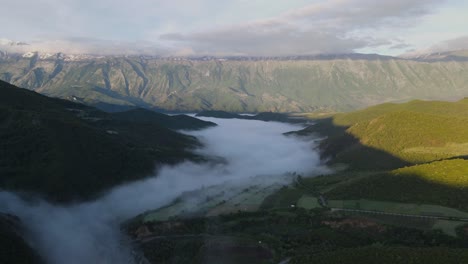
[
  {"left": 0, "top": 213, "right": 44, "bottom": 264},
  {"left": 298, "top": 98, "right": 468, "bottom": 168},
  {"left": 111, "top": 108, "right": 216, "bottom": 130},
  {"left": 2, "top": 54, "right": 468, "bottom": 112},
  {"left": 0, "top": 80, "right": 208, "bottom": 202},
  {"left": 293, "top": 99, "right": 468, "bottom": 209},
  {"left": 325, "top": 159, "right": 468, "bottom": 210}
]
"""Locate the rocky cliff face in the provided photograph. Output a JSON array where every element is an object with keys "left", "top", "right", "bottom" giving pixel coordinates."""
[{"left": 2, "top": 53, "right": 468, "bottom": 112}]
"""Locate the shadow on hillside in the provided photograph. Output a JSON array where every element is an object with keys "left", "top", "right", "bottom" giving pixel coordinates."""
[
  {"left": 326, "top": 170, "right": 468, "bottom": 211},
  {"left": 289, "top": 118, "right": 411, "bottom": 171},
  {"left": 92, "top": 86, "right": 155, "bottom": 107},
  {"left": 450, "top": 155, "right": 468, "bottom": 161},
  {"left": 289, "top": 118, "right": 468, "bottom": 211}
]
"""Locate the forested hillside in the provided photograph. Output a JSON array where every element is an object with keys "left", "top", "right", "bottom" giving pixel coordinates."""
[
  {"left": 293, "top": 98, "right": 468, "bottom": 210},
  {"left": 0, "top": 80, "right": 213, "bottom": 202}
]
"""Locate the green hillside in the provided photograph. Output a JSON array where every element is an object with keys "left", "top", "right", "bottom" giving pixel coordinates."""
[
  {"left": 325, "top": 160, "right": 468, "bottom": 210},
  {"left": 333, "top": 99, "right": 468, "bottom": 126},
  {"left": 298, "top": 98, "right": 468, "bottom": 168},
  {"left": 2, "top": 54, "right": 468, "bottom": 112},
  {"left": 0, "top": 80, "right": 209, "bottom": 202},
  {"left": 291, "top": 98, "right": 468, "bottom": 209}
]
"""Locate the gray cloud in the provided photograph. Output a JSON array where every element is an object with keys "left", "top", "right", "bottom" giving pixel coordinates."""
[
  {"left": 401, "top": 35, "right": 468, "bottom": 57},
  {"left": 162, "top": 27, "right": 368, "bottom": 56},
  {"left": 161, "top": 0, "right": 444, "bottom": 56},
  {"left": 0, "top": 37, "right": 169, "bottom": 55},
  {"left": 427, "top": 35, "right": 468, "bottom": 53},
  {"left": 0, "top": 0, "right": 450, "bottom": 56},
  {"left": 389, "top": 43, "right": 413, "bottom": 50}
]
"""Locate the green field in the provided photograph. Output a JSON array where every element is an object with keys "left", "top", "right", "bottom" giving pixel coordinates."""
[
  {"left": 326, "top": 199, "right": 468, "bottom": 218},
  {"left": 141, "top": 177, "right": 287, "bottom": 222},
  {"left": 296, "top": 196, "right": 321, "bottom": 209},
  {"left": 295, "top": 194, "right": 468, "bottom": 236}
]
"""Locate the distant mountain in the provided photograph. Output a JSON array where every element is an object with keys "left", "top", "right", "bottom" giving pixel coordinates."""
[
  {"left": 113, "top": 108, "right": 216, "bottom": 130},
  {"left": 405, "top": 49, "right": 468, "bottom": 62},
  {"left": 0, "top": 80, "right": 212, "bottom": 202},
  {"left": 196, "top": 110, "right": 306, "bottom": 123},
  {"left": 1, "top": 52, "right": 468, "bottom": 112}
]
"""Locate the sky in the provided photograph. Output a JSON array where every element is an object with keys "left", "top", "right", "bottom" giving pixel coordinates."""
[{"left": 1, "top": 0, "right": 467, "bottom": 56}]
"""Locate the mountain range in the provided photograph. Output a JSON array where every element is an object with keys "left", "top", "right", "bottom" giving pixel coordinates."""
[{"left": 1, "top": 51, "right": 468, "bottom": 112}]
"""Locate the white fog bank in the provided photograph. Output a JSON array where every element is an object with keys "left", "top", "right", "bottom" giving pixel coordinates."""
[{"left": 0, "top": 117, "right": 328, "bottom": 264}]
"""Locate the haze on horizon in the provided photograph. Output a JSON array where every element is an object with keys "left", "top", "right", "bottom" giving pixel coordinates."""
[{"left": 1, "top": 0, "right": 468, "bottom": 56}]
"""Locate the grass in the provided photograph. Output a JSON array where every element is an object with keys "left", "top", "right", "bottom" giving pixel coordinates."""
[
  {"left": 324, "top": 199, "right": 468, "bottom": 219},
  {"left": 322, "top": 160, "right": 468, "bottom": 211},
  {"left": 260, "top": 186, "right": 305, "bottom": 210},
  {"left": 299, "top": 171, "right": 379, "bottom": 193},
  {"left": 393, "top": 159, "right": 468, "bottom": 187},
  {"left": 345, "top": 111, "right": 468, "bottom": 163},
  {"left": 141, "top": 180, "right": 285, "bottom": 222},
  {"left": 327, "top": 99, "right": 468, "bottom": 164},
  {"left": 207, "top": 185, "right": 280, "bottom": 216},
  {"left": 296, "top": 196, "right": 321, "bottom": 210}
]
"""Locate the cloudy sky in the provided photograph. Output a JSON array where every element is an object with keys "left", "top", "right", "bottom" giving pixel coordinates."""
[{"left": 1, "top": 0, "right": 467, "bottom": 56}]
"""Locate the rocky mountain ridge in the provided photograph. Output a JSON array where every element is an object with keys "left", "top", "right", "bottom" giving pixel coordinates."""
[{"left": 2, "top": 51, "right": 468, "bottom": 112}]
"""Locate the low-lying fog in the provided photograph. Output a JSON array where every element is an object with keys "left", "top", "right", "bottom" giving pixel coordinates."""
[{"left": 0, "top": 117, "right": 328, "bottom": 264}]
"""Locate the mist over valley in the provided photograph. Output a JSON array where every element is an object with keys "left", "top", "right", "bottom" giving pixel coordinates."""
[
  {"left": 2, "top": 0, "right": 468, "bottom": 263},
  {"left": 1, "top": 116, "right": 326, "bottom": 264}
]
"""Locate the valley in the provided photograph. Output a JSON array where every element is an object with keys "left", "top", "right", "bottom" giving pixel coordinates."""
[
  {"left": 1, "top": 75, "right": 468, "bottom": 264},
  {"left": 123, "top": 98, "right": 468, "bottom": 263},
  {"left": 0, "top": 84, "right": 468, "bottom": 263},
  {"left": 4, "top": 1, "right": 468, "bottom": 263},
  {"left": 0, "top": 106, "right": 325, "bottom": 264}
]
